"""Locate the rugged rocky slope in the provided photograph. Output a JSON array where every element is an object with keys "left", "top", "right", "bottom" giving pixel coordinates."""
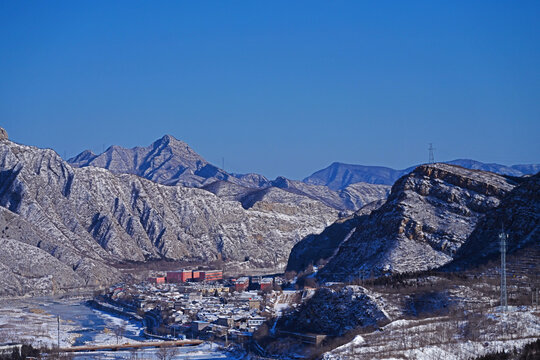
[
  {"left": 449, "top": 172, "right": 540, "bottom": 269},
  {"left": 69, "top": 135, "right": 390, "bottom": 211},
  {"left": 278, "top": 286, "right": 388, "bottom": 337},
  {"left": 286, "top": 200, "right": 385, "bottom": 273},
  {"left": 315, "top": 164, "right": 517, "bottom": 281},
  {"left": 304, "top": 160, "right": 539, "bottom": 189},
  {"left": 0, "top": 138, "right": 338, "bottom": 295},
  {"left": 0, "top": 205, "right": 117, "bottom": 297},
  {"left": 269, "top": 177, "right": 390, "bottom": 212}
]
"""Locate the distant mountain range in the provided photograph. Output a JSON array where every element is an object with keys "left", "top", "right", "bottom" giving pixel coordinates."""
[
  {"left": 68, "top": 135, "right": 390, "bottom": 212},
  {"left": 303, "top": 160, "right": 540, "bottom": 190},
  {"left": 68, "top": 135, "right": 540, "bottom": 212}
]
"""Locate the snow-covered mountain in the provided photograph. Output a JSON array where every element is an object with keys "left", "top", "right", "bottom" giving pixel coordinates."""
[
  {"left": 304, "top": 160, "right": 540, "bottom": 190},
  {"left": 68, "top": 135, "right": 390, "bottom": 211},
  {"left": 312, "top": 164, "right": 519, "bottom": 281},
  {"left": 68, "top": 135, "right": 241, "bottom": 187},
  {"left": 0, "top": 135, "right": 338, "bottom": 296}
]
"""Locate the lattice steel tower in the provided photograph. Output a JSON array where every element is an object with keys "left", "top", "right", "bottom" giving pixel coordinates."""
[
  {"left": 500, "top": 229, "right": 508, "bottom": 312},
  {"left": 428, "top": 143, "right": 435, "bottom": 164}
]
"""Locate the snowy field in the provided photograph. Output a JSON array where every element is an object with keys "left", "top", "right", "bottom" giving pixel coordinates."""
[
  {"left": 0, "top": 297, "right": 240, "bottom": 359},
  {"left": 323, "top": 305, "right": 540, "bottom": 360}
]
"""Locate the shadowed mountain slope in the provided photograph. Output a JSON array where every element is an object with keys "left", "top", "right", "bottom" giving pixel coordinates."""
[{"left": 314, "top": 164, "right": 518, "bottom": 281}]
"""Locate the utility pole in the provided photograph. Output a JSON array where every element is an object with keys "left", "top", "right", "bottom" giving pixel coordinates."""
[
  {"left": 428, "top": 143, "right": 435, "bottom": 164},
  {"left": 57, "top": 315, "right": 60, "bottom": 349},
  {"left": 499, "top": 229, "right": 508, "bottom": 312}
]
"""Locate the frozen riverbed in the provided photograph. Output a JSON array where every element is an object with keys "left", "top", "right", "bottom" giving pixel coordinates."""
[{"left": 0, "top": 297, "right": 239, "bottom": 359}]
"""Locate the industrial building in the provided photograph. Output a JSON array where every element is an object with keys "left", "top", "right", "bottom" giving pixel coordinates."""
[
  {"left": 260, "top": 278, "right": 274, "bottom": 291},
  {"left": 165, "top": 269, "right": 222, "bottom": 283},
  {"left": 235, "top": 277, "right": 249, "bottom": 292},
  {"left": 147, "top": 276, "right": 166, "bottom": 284},
  {"left": 167, "top": 270, "right": 193, "bottom": 283},
  {"left": 200, "top": 270, "right": 223, "bottom": 282}
]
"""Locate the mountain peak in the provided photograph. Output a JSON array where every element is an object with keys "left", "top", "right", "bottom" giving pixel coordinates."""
[
  {"left": 0, "top": 127, "right": 8, "bottom": 141},
  {"left": 154, "top": 134, "right": 187, "bottom": 147},
  {"left": 68, "top": 149, "right": 97, "bottom": 164}
]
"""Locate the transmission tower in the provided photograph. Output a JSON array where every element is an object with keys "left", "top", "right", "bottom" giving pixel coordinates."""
[
  {"left": 428, "top": 143, "right": 435, "bottom": 164},
  {"left": 499, "top": 229, "right": 508, "bottom": 312}
]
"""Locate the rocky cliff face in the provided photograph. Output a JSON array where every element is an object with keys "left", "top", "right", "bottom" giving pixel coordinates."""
[
  {"left": 449, "top": 172, "right": 540, "bottom": 269},
  {"left": 316, "top": 164, "right": 517, "bottom": 282},
  {"left": 0, "top": 140, "right": 338, "bottom": 296}
]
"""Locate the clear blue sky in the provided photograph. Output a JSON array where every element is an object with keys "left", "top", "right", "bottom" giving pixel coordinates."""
[{"left": 1, "top": 1, "right": 539, "bottom": 179}]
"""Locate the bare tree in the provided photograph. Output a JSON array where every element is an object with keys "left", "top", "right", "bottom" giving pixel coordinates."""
[
  {"left": 129, "top": 347, "right": 139, "bottom": 360},
  {"left": 113, "top": 324, "right": 126, "bottom": 344},
  {"left": 156, "top": 345, "right": 178, "bottom": 360}
]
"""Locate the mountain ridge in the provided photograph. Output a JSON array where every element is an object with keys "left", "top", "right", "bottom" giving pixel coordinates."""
[
  {"left": 0, "top": 137, "right": 338, "bottom": 296},
  {"left": 304, "top": 160, "right": 540, "bottom": 190},
  {"left": 68, "top": 135, "right": 390, "bottom": 211},
  {"left": 307, "top": 163, "right": 520, "bottom": 281}
]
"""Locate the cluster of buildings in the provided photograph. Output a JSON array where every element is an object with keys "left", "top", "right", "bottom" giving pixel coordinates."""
[
  {"left": 148, "top": 269, "right": 223, "bottom": 284},
  {"left": 235, "top": 276, "right": 274, "bottom": 292},
  {"left": 147, "top": 269, "right": 276, "bottom": 294},
  {"left": 103, "top": 271, "right": 286, "bottom": 344}
]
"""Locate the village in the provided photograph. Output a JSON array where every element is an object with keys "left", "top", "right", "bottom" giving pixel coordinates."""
[{"left": 93, "top": 268, "right": 319, "bottom": 349}]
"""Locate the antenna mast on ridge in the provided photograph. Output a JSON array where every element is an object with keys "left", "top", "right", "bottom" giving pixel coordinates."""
[
  {"left": 428, "top": 143, "right": 435, "bottom": 164},
  {"left": 500, "top": 228, "right": 508, "bottom": 312}
]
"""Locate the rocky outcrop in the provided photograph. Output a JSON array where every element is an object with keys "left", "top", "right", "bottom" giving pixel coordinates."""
[
  {"left": 0, "top": 127, "right": 7, "bottom": 141},
  {"left": 278, "top": 286, "right": 388, "bottom": 336},
  {"left": 316, "top": 164, "right": 517, "bottom": 282},
  {"left": 0, "top": 140, "right": 338, "bottom": 296},
  {"left": 449, "top": 172, "right": 540, "bottom": 269},
  {"left": 0, "top": 238, "right": 95, "bottom": 296}
]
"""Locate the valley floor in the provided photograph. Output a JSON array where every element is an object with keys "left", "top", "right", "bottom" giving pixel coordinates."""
[{"left": 0, "top": 297, "right": 241, "bottom": 359}]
